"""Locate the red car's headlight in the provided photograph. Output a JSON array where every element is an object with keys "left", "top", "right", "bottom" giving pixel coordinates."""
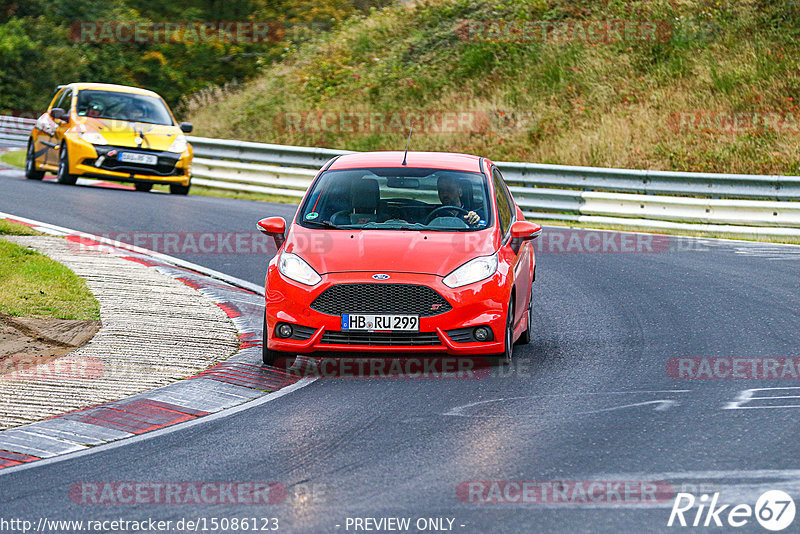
[
  {"left": 278, "top": 252, "right": 322, "bottom": 286},
  {"left": 442, "top": 252, "right": 498, "bottom": 288}
]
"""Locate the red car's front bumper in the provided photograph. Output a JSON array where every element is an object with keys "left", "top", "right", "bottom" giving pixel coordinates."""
[{"left": 264, "top": 268, "right": 509, "bottom": 355}]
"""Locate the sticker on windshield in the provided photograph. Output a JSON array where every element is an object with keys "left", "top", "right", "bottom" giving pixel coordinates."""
[{"left": 306, "top": 212, "right": 319, "bottom": 220}]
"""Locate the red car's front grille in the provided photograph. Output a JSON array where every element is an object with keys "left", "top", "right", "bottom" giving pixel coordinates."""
[
  {"left": 320, "top": 330, "right": 442, "bottom": 346},
  {"left": 310, "top": 283, "right": 452, "bottom": 317}
]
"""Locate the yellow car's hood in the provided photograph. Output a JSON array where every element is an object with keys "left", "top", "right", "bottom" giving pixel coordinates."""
[{"left": 75, "top": 117, "right": 182, "bottom": 151}]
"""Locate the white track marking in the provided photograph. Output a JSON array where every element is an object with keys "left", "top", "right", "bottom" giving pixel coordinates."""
[
  {"left": 444, "top": 390, "right": 690, "bottom": 417},
  {"left": 724, "top": 387, "right": 800, "bottom": 410}
]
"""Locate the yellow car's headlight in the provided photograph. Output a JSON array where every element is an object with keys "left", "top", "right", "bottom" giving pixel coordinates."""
[
  {"left": 168, "top": 135, "right": 188, "bottom": 153},
  {"left": 78, "top": 129, "right": 109, "bottom": 145}
]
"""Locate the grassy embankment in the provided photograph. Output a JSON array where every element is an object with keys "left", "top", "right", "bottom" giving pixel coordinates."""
[
  {"left": 0, "top": 220, "right": 100, "bottom": 320},
  {"left": 185, "top": 0, "right": 800, "bottom": 175},
  {"left": 0, "top": 150, "right": 24, "bottom": 168}
]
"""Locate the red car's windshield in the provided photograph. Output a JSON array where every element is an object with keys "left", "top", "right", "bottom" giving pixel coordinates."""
[{"left": 298, "top": 167, "right": 493, "bottom": 231}]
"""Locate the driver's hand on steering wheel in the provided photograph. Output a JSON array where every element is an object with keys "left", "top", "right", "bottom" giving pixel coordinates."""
[{"left": 464, "top": 211, "right": 480, "bottom": 225}]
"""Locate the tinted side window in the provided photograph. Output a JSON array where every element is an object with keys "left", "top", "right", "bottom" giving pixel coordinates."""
[
  {"left": 49, "top": 89, "right": 65, "bottom": 110},
  {"left": 58, "top": 90, "right": 73, "bottom": 113},
  {"left": 493, "top": 167, "right": 512, "bottom": 236},
  {"left": 498, "top": 170, "right": 517, "bottom": 222}
]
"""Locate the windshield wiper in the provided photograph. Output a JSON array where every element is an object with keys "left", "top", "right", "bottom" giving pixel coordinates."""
[
  {"left": 359, "top": 222, "right": 430, "bottom": 231},
  {"left": 302, "top": 219, "right": 341, "bottom": 229}
]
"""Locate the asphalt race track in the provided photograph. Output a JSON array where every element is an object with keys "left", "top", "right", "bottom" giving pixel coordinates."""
[{"left": 1, "top": 167, "right": 799, "bottom": 533}]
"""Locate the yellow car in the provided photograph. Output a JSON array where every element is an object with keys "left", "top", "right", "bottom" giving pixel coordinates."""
[{"left": 25, "top": 82, "right": 193, "bottom": 194}]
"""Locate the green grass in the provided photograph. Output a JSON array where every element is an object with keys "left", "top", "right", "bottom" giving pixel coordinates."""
[
  {"left": 0, "top": 220, "right": 42, "bottom": 236},
  {"left": 1, "top": 150, "right": 25, "bottom": 169},
  {"left": 0, "top": 238, "right": 100, "bottom": 320},
  {"left": 152, "top": 184, "right": 299, "bottom": 204}
]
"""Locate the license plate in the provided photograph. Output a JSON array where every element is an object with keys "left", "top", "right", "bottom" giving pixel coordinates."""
[
  {"left": 119, "top": 152, "right": 157, "bottom": 165},
  {"left": 342, "top": 314, "right": 419, "bottom": 331}
]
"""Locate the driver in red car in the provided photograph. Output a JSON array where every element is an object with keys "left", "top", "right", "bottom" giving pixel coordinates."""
[{"left": 436, "top": 174, "right": 482, "bottom": 225}]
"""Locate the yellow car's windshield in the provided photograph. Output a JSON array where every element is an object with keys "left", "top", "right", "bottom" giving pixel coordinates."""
[{"left": 75, "top": 90, "right": 173, "bottom": 125}]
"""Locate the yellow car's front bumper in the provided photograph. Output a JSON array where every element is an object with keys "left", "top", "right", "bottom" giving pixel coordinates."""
[{"left": 67, "top": 137, "right": 192, "bottom": 186}]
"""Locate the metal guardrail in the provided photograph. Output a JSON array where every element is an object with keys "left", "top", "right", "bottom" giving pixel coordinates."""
[
  {"left": 3, "top": 117, "right": 800, "bottom": 238},
  {"left": 185, "top": 135, "right": 800, "bottom": 236},
  {"left": 0, "top": 116, "right": 36, "bottom": 147},
  {"left": 496, "top": 161, "right": 800, "bottom": 200},
  {"left": 188, "top": 136, "right": 353, "bottom": 168}
]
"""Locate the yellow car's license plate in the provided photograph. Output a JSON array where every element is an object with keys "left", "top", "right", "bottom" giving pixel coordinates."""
[{"left": 119, "top": 152, "right": 157, "bottom": 165}]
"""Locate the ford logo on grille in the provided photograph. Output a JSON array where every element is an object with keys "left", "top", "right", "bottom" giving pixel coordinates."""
[{"left": 372, "top": 273, "right": 390, "bottom": 280}]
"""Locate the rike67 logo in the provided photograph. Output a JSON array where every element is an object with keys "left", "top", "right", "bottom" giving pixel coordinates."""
[{"left": 668, "top": 490, "right": 795, "bottom": 531}]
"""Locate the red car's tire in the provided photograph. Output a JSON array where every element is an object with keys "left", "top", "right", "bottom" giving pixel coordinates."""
[
  {"left": 519, "top": 285, "right": 533, "bottom": 345},
  {"left": 490, "top": 297, "right": 514, "bottom": 366}
]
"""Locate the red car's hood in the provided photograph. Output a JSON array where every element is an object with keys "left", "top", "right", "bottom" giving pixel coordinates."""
[{"left": 284, "top": 227, "right": 497, "bottom": 276}]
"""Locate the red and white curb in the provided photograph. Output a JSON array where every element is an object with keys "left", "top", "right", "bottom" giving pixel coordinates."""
[{"left": 0, "top": 212, "right": 314, "bottom": 472}]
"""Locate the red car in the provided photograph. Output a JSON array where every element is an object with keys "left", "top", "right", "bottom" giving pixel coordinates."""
[{"left": 257, "top": 151, "right": 541, "bottom": 366}]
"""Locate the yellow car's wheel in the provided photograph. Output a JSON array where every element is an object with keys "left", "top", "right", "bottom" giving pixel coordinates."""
[
  {"left": 24, "top": 142, "right": 45, "bottom": 180},
  {"left": 170, "top": 183, "right": 190, "bottom": 195},
  {"left": 56, "top": 146, "right": 77, "bottom": 185}
]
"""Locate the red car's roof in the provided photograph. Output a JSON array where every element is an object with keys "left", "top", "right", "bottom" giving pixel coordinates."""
[{"left": 327, "top": 151, "right": 484, "bottom": 173}]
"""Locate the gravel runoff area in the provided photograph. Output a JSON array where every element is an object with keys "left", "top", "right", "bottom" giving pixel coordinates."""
[{"left": 0, "top": 236, "right": 240, "bottom": 430}]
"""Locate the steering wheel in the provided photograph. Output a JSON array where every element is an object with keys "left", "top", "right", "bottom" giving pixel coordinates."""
[{"left": 424, "top": 206, "right": 471, "bottom": 225}]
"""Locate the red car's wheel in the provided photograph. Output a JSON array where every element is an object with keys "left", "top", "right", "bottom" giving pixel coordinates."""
[
  {"left": 491, "top": 297, "right": 514, "bottom": 366},
  {"left": 519, "top": 285, "right": 533, "bottom": 345}
]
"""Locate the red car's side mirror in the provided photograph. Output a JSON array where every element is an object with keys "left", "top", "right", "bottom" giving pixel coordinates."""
[
  {"left": 510, "top": 220, "right": 542, "bottom": 254},
  {"left": 511, "top": 220, "right": 542, "bottom": 240},
  {"left": 257, "top": 217, "right": 286, "bottom": 250}
]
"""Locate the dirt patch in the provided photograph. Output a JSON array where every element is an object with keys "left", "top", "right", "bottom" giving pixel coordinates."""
[{"left": 0, "top": 313, "right": 100, "bottom": 375}]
